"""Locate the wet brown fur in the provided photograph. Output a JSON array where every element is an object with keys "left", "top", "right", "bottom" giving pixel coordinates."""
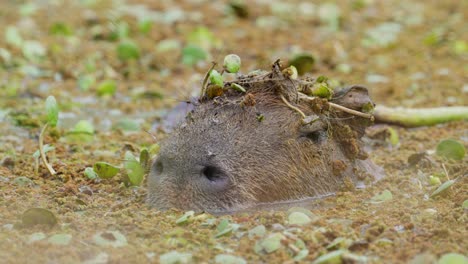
[{"left": 147, "top": 62, "right": 382, "bottom": 213}]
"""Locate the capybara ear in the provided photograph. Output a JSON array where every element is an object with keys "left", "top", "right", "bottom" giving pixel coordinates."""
[
  {"left": 330, "top": 85, "right": 375, "bottom": 138},
  {"left": 331, "top": 85, "right": 374, "bottom": 112}
]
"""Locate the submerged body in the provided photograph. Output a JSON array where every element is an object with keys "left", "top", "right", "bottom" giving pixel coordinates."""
[{"left": 148, "top": 65, "right": 383, "bottom": 213}]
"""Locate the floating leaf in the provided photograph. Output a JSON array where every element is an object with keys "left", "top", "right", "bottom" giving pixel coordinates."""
[
  {"left": 124, "top": 151, "right": 145, "bottom": 186},
  {"left": 423, "top": 27, "right": 446, "bottom": 46},
  {"left": 72, "top": 120, "right": 95, "bottom": 134},
  {"left": 214, "top": 254, "right": 246, "bottom": 264},
  {"left": 22, "top": 41, "right": 46, "bottom": 61},
  {"left": 248, "top": 225, "right": 266, "bottom": 239},
  {"left": 84, "top": 167, "right": 98, "bottom": 180},
  {"left": 362, "top": 22, "right": 402, "bottom": 48},
  {"left": 187, "top": 27, "right": 219, "bottom": 50},
  {"left": 47, "top": 234, "right": 72, "bottom": 245},
  {"left": 437, "top": 253, "right": 467, "bottom": 264},
  {"left": 430, "top": 180, "right": 455, "bottom": 198},
  {"left": 452, "top": 40, "right": 468, "bottom": 55},
  {"left": 176, "top": 211, "right": 195, "bottom": 225},
  {"left": 312, "top": 249, "right": 347, "bottom": 264},
  {"left": 342, "top": 252, "right": 368, "bottom": 263},
  {"left": 223, "top": 54, "right": 241, "bottom": 73},
  {"left": 410, "top": 253, "right": 438, "bottom": 264},
  {"left": 288, "top": 212, "right": 312, "bottom": 225},
  {"left": 49, "top": 23, "right": 73, "bottom": 36},
  {"left": 287, "top": 207, "right": 319, "bottom": 219},
  {"left": 93, "top": 162, "right": 119, "bottom": 179},
  {"left": 215, "top": 219, "right": 234, "bottom": 238},
  {"left": 257, "top": 233, "right": 284, "bottom": 254},
  {"left": 45, "top": 96, "right": 59, "bottom": 127},
  {"left": 66, "top": 120, "right": 95, "bottom": 142},
  {"left": 83, "top": 253, "right": 109, "bottom": 264},
  {"left": 33, "top": 144, "right": 55, "bottom": 158},
  {"left": 113, "top": 119, "right": 140, "bottom": 132},
  {"left": 28, "top": 232, "right": 46, "bottom": 244},
  {"left": 289, "top": 53, "right": 315, "bottom": 75},
  {"left": 96, "top": 80, "right": 117, "bottom": 96},
  {"left": 109, "top": 21, "right": 129, "bottom": 40},
  {"left": 0, "top": 47, "right": 12, "bottom": 65},
  {"left": 336, "top": 63, "right": 352, "bottom": 74},
  {"left": 318, "top": 3, "right": 341, "bottom": 31},
  {"left": 93, "top": 231, "right": 127, "bottom": 248},
  {"left": 375, "top": 238, "right": 394, "bottom": 246},
  {"left": 117, "top": 40, "right": 140, "bottom": 61},
  {"left": 78, "top": 75, "right": 95, "bottom": 91},
  {"left": 160, "top": 251, "right": 192, "bottom": 264},
  {"left": 436, "top": 139, "right": 465, "bottom": 160},
  {"left": 13, "top": 176, "right": 33, "bottom": 186},
  {"left": 156, "top": 39, "right": 181, "bottom": 53},
  {"left": 21, "top": 208, "right": 58, "bottom": 228},
  {"left": 5, "top": 26, "right": 23, "bottom": 46},
  {"left": 9, "top": 111, "right": 40, "bottom": 127},
  {"left": 217, "top": 219, "right": 230, "bottom": 232},
  {"left": 369, "top": 190, "right": 393, "bottom": 204},
  {"left": 429, "top": 175, "right": 441, "bottom": 186},
  {"left": 294, "top": 249, "right": 310, "bottom": 261},
  {"left": 138, "top": 19, "right": 153, "bottom": 34},
  {"left": 19, "top": 3, "right": 37, "bottom": 16},
  {"left": 326, "top": 237, "right": 352, "bottom": 250},
  {"left": 182, "top": 45, "right": 207, "bottom": 66},
  {"left": 231, "top": 83, "right": 246, "bottom": 93},
  {"left": 209, "top": 70, "right": 224, "bottom": 86}
]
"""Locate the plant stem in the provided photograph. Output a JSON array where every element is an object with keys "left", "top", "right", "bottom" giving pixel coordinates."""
[
  {"left": 328, "top": 102, "right": 374, "bottom": 120},
  {"left": 39, "top": 123, "right": 56, "bottom": 175},
  {"left": 280, "top": 94, "right": 306, "bottom": 119},
  {"left": 299, "top": 93, "right": 374, "bottom": 120},
  {"left": 200, "top": 62, "right": 217, "bottom": 98},
  {"left": 374, "top": 106, "right": 468, "bottom": 127}
]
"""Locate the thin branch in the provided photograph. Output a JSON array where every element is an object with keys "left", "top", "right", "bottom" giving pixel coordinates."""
[
  {"left": 144, "top": 129, "right": 158, "bottom": 142},
  {"left": 328, "top": 102, "right": 375, "bottom": 121},
  {"left": 39, "top": 123, "right": 56, "bottom": 176},
  {"left": 280, "top": 94, "right": 306, "bottom": 119},
  {"left": 200, "top": 62, "right": 217, "bottom": 98},
  {"left": 442, "top": 163, "right": 450, "bottom": 181},
  {"left": 299, "top": 93, "right": 374, "bottom": 120}
]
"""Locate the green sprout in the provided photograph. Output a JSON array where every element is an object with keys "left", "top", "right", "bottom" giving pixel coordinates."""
[
  {"left": 209, "top": 70, "right": 224, "bottom": 86},
  {"left": 117, "top": 40, "right": 140, "bottom": 61}
]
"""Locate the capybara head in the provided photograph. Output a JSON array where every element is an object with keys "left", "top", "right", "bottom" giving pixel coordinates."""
[{"left": 148, "top": 62, "right": 382, "bottom": 213}]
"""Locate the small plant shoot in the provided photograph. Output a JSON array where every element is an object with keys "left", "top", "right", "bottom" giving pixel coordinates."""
[{"left": 45, "top": 96, "right": 58, "bottom": 127}]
